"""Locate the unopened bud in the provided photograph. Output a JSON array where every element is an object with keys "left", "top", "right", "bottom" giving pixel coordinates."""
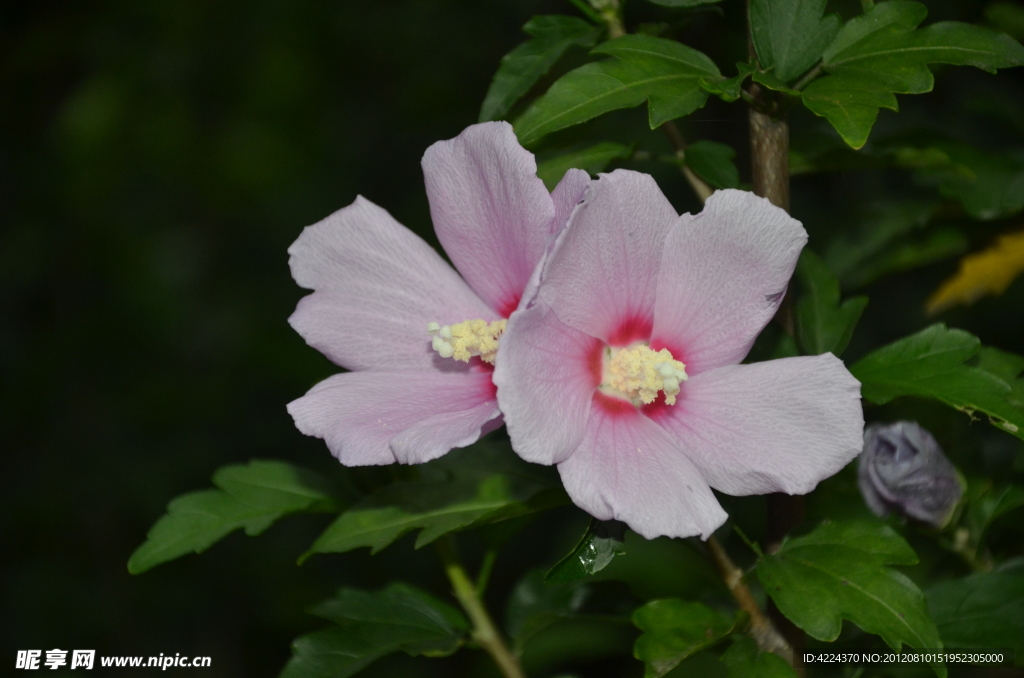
[{"left": 858, "top": 421, "right": 964, "bottom": 528}]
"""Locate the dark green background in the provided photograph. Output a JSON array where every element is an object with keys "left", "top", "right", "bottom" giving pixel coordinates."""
[{"left": 3, "top": 0, "right": 1022, "bottom": 676}]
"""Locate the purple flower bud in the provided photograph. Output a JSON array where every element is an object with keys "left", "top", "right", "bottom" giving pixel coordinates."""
[{"left": 858, "top": 421, "right": 964, "bottom": 528}]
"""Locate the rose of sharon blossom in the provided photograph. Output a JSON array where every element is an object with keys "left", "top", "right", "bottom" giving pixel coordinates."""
[
  {"left": 287, "top": 122, "right": 587, "bottom": 466},
  {"left": 494, "top": 171, "right": 864, "bottom": 539}
]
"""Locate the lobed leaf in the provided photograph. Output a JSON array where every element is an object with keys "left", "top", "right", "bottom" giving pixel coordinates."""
[
  {"left": 128, "top": 460, "right": 340, "bottom": 574},
  {"left": 479, "top": 15, "right": 602, "bottom": 123},
  {"left": 514, "top": 34, "right": 719, "bottom": 145},
  {"left": 632, "top": 599, "right": 739, "bottom": 677},
  {"left": 802, "top": 0, "right": 1024, "bottom": 148},
  {"left": 756, "top": 521, "right": 945, "bottom": 676},
  {"left": 793, "top": 249, "right": 867, "bottom": 357},
  {"left": 303, "top": 440, "right": 567, "bottom": 559},
  {"left": 279, "top": 583, "right": 468, "bottom": 678},
  {"left": 851, "top": 324, "right": 1024, "bottom": 439},
  {"left": 750, "top": 0, "right": 840, "bottom": 82}
]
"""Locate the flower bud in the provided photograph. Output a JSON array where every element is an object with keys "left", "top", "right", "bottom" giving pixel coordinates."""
[{"left": 858, "top": 421, "right": 964, "bottom": 528}]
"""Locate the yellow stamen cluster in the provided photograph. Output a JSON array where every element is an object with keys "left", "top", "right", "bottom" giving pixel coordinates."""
[
  {"left": 605, "top": 344, "right": 688, "bottom": 405},
  {"left": 427, "top": 319, "right": 507, "bottom": 364}
]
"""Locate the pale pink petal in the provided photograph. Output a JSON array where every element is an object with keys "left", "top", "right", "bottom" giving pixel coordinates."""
[
  {"left": 288, "top": 196, "right": 495, "bottom": 371},
  {"left": 651, "top": 189, "right": 806, "bottom": 374},
  {"left": 539, "top": 170, "right": 678, "bottom": 345},
  {"left": 550, "top": 168, "right": 590, "bottom": 237},
  {"left": 287, "top": 370, "right": 500, "bottom": 466},
  {"left": 652, "top": 354, "right": 863, "bottom": 496},
  {"left": 517, "top": 169, "right": 591, "bottom": 311},
  {"left": 494, "top": 301, "right": 601, "bottom": 465},
  {"left": 558, "top": 403, "right": 728, "bottom": 540},
  {"left": 422, "top": 121, "right": 555, "bottom": 317}
]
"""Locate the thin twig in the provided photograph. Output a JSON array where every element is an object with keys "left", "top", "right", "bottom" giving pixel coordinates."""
[
  {"left": 731, "top": 524, "right": 764, "bottom": 558},
  {"left": 792, "top": 63, "right": 823, "bottom": 92},
  {"left": 436, "top": 538, "right": 526, "bottom": 678},
  {"left": 706, "top": 535, "right": 793, "bottom": 664},
  {"left": 661, "top": 121, "right": 714, "bottom": 203}
]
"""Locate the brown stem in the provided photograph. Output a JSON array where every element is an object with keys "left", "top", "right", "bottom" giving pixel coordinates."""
[
  {"left": 748, "top": 105, "right": 790, "bottom": 211},
  {"left": 706, "top": 536, "right": 793, "bottom": 663},
  {"left": 661, "top": 121, "right": 714, "bottom": 204}
]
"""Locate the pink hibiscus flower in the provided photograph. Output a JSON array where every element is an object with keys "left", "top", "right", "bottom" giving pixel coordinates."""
[
  {"left": 287, "top": 122, "right": 588, "bottom": 466},
  {"left": 493, "top": 171, "right": 864, "bottom": 539}
]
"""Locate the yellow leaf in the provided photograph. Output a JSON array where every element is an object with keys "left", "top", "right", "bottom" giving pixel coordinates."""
[{"left": 926, "top": 230, "right": 1024, "bottom": 315}]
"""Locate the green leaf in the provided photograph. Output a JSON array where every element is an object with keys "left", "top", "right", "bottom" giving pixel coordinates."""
[
  {"left": 700, "top": 62, "right": 755, "bottom": 102},
  {"left": 479, "top": 15, "right": 602, "bottom": 123},
  {"left": 279, "top": 583, "right": 468, "bottom": 678},
  {"left": 304, "top": 440, "right": 568, "bottom": 559},
  {"left": 546, "top": 519, "right": 627, "bottom": 583},
  {"left": 128, "top": 460, "right": 339, "bottom": 574},
  {"left": 750, "top": 0, "right": 840, "bottom": 82},
  {"left": 633, "top": 599, "right": 739, "bottom": 678},
  {"left": 506, "top": 569, "right": 590, "bottom": 650},
  {"left": 926, "top": 563, "right": 1024, "bottom": 653},
  {"left": 794, "top": 249, "right": 867, "bottom": 357},
  {"left": 514, "top": 35, "right": 719, "bottom": 145},
  {"left": 684, "top": 140, "right": 740, "bottom": 189},
  {"left": 720, "top": 636, "right": 797, "bottom": 678},
  {"left": 850, "top": 324, "right": 1024, "bottom": 440},
  {"left": 536, "top": 141, "right": 633, "bottom": 190},
  {"left": 802, "top": 74, "right": 898, "bottom": 149},
  {"left": 802, "top": 0, "right": 1024, "bottom": 148},
  {"left": 756, "top": 520, "right": 945, "bottom": 676}
]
